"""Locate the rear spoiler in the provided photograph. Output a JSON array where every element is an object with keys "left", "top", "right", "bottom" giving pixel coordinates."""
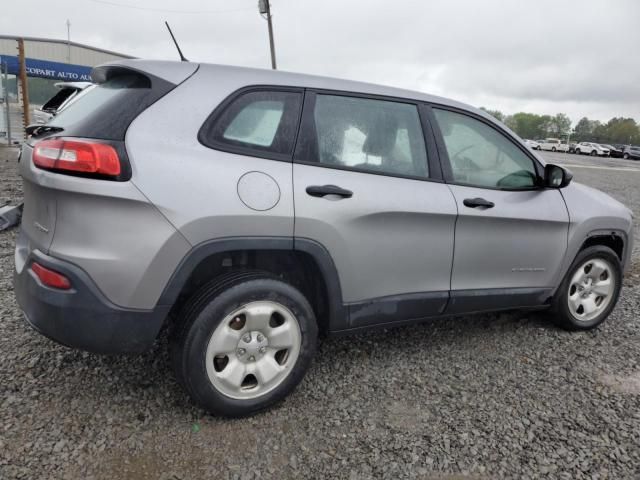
[{"left": 92, "top": 60, "right": 198, "bottom": 86}]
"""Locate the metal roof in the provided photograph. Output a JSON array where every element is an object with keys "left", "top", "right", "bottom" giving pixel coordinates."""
[{"left": 0, "top": 35, "right": 135, "bottom": 59}]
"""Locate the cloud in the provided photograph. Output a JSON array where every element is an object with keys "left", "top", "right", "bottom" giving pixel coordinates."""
[{"left": 2, "top": 0, "right": 638, "bottom": 122}]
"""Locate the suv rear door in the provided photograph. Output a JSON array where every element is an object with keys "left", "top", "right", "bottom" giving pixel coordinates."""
[
  {"left": 430, "top": 106, "right": 569, "bottom": 313},
  {"left": 293, "top": 91, "right": 457, "bottom": 330}
]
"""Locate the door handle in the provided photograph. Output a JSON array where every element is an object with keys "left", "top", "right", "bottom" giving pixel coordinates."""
[
  {"left": 306, "top": 185, "right": 353, "bottom": 198},
  {"left": 463, "top": 197, "right": 495, "bottom": 209}
]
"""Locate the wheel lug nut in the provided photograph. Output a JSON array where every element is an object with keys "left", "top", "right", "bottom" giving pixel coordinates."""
[
  {"left": 237, "top": 348, "right": 246, "bottom": 355},
  {"left": 259, "top": 346, "right": 266, "bottom": 354},
  {"left": 257, "top": 334, "right": 264, "bottom": 342},
  {"left": 243, "top": 334, "right": 252, "bottom": 343}
]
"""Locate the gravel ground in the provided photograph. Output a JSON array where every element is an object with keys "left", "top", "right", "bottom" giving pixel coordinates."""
[{"left": 1, "top": 147, "right": 640, "bottom": 479}]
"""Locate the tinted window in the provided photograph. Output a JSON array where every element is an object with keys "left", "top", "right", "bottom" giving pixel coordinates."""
[
  {"left": 46, "top": 73, "right": 171, "bottom": 141},
  {"left": 434, "top": 109, "right": 537, "bottom": 189},
  {"left": 202, "top": 90, "right": 302, "bottom": 156},
  {"left": 297, "top": 94, "right": 428, "bottom": 178}
]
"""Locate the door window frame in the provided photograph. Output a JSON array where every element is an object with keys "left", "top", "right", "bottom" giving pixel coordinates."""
[
  {"left": 293, "top": 89, "right": 444, "bottom": 182},
  {"left": 197, "top": 85, "right": 305, "bottom": 163},
  {"left": 425, "top": 103, "right": 546, "bottom": 191}
]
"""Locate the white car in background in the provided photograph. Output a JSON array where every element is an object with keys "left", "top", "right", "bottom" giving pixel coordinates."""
[
  {"left": 33, "top": 82, "right": 93, "bottom": 125},
  {"left": 575, "top": 142, "right": 610, "bottom": 157},
  {"left": 523, "top": 139, "right": 541, "bottom": 150},
  {"left": 540, "top": 138, "right": 570, "bottom": 152}
]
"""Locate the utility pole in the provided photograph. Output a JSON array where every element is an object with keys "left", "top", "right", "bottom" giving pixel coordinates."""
[
  {"left": 17, "top": 38, "right": 30, "bottom": 128},
  {"left": 2, "top": 62, "right": 11, "bottom": 145},
  {"left": 66, "top": 19, "right": 71, "bottom": 63},
  {"left": 258, "top": 0, "right": 277, "bottom": 69}
]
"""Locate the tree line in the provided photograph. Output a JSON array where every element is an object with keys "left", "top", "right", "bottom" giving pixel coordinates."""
[{"left": 480, "top": 108, "right": 640, "bottom": 146}]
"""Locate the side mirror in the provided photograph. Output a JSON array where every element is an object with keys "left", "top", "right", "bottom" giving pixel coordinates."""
[{"left": 544, "top": 164, "right": 573, "bottom": 188}]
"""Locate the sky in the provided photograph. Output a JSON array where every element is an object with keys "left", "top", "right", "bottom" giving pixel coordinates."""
[{"left": 3, "top": 0, "right": 639, "bottom": 124}]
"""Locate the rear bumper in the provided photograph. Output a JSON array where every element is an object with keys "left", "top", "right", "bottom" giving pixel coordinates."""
[{"left": 14, "top": 243, "right": 169, "bottom": 354}]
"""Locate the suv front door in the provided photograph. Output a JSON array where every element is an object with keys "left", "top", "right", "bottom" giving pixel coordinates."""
[
  {"left": 293, "top": 92, "right": 457, "bottom": 330},
  {"left": 430, "top": 107, "right": 569, "bottom": 313}
]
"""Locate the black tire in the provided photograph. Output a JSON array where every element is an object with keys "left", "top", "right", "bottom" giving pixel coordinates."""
[
  {"left": 171, "top": 271, "right": 318, "bottom": 417},
  {"left": 590, "top": 150, "right": 597, "bottom": 156},
  {"left": 550, "top": 246, "right": 622, "bottom": 331},
  {"left": 552, "top": 147, "right": 557, "bottom": 152},
  {"left": 624, "top": 153, "right": 629, "bottom": 159},
  {"left": 575, "top": 149, "right": 581, "bottom": 155}
]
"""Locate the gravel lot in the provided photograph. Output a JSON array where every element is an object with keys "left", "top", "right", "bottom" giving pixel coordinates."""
[{"left": 1, "top": 147, "right": 640, "bottom": 479}]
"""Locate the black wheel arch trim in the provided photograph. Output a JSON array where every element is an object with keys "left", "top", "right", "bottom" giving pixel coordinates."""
[{"left": 156, "top": 236, "right": 347, "bottom": 330}]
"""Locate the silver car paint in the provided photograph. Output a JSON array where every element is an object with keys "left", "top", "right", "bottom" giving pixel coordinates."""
[
  {"left": 125, "top": 66, "right": 296, "bottom": 245},
  {"left": 447, "top": 184, "right": 569, "bottom": 290},
  {"left": 558, "top": 182, "right": 633, "bottom": 280},
  {"left": 19, "top": 143, "right": 192, "bottom": 309},
  {"left": 293, "top": 164, "right": 457, "bottom": 302},
  {"left": 20, "top": 59, "right": 634, "bottom": 313}
]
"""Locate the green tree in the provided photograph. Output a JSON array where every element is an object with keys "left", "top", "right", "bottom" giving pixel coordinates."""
[
  {"left": 603, "top": 118, "right": 640, "bottom": 145},
  {"left": 547, "top": 113, "right": 572, "bottom": 139},
  {"left": 480, "top": 107, "right": 505, "bottom": 122},
  {"left": 504, "top": 112, "right": 549, "bottom": 140},
  {"left": 573, "top": 117, "right": 593, "bottom": 142}
]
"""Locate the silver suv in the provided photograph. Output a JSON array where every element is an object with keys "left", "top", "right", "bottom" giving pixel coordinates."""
[{"left": 14, "top": 60, "right": 633, "bottom": 416}]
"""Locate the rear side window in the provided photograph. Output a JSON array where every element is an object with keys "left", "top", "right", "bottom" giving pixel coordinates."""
[
  {"left": 200, "top": 90, "right": 302, "bottom": 158},
  {"left": 296, "top": 94, "right": 429, "bottom": 178},
  {"left": 47, "top": 73, "right": 173, "bottom": 141}
]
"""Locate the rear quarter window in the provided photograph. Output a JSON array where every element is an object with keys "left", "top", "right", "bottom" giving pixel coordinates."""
[{"left": 198, "top": 89, "right": 303, "bottom": 161}]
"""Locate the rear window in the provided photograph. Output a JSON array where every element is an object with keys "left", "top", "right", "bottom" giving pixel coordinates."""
[{"left": 46, "top": 72, "right": 173, "bottom": 141}]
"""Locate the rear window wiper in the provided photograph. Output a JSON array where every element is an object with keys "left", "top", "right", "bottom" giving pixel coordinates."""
[{"left": 26, "top": 124, "right": 64, "bottom": 138}]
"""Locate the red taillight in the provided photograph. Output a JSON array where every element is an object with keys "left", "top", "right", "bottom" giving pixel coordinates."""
[
  {"left": 31, "top": 262, "right": 72, "bottom": 290},
  {"left": 32, "top": 138, "right": 121, "bottom": 177}
]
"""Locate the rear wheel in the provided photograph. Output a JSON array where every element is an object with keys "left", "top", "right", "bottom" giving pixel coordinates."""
[
  {"left": 171, "top": 272, "right": 318, "bottom": 417},
  {"left": 624, "top": 153, "right": 629, "bottom": 159},
  {"left": 550, "top": 246, "right": 622, "bottom": 330},
  {"left": 552, "top": 147, "right": 557, "bottom": 152}
]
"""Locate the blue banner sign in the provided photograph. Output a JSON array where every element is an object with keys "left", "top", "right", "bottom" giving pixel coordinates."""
[{"left": 0, "top": 55, "right": 92, "bottom": 81}]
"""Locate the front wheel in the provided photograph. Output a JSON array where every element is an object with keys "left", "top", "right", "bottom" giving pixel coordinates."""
[
  {"left": 552, "top": 147, "right": 557, "bottom": 152},
  {"left": 171, "top": 272, "right": 318, "bottom": 417},
  {"left": 590, "top": 150, "right": 597, "bottom": 156},
  {"left": 575, "top": 149, "right": 581, "bottom": 155},
  {"left": 550, "top": 246, "right": 622, "bottom": 330},
  {"left": 624, "top": 153, "right": 629, "bottom": 159}
]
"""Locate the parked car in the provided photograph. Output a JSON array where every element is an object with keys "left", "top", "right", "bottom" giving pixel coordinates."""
[
  {"left": 33, "top": 82, "right": 93, "bottom": 125},
  {"left": 15, "top": 60, "right": 633, "bottom": 417},
  {"left": 575, "top": 142, "right": 610, "bottom": 156},
  {"left": 523, "top": 139, "right": 541, "bottom": 150},
  {"left": 540, "top": 138, "right": 570, "bottom": 152},
  {"left": 601, "top": 144, "right": 624, "bottom": 158},
  {"left": 623, "top": 145, "right": 640, "bottom": 160}
]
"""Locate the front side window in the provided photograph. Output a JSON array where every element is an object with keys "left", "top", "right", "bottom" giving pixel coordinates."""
[
  {"left": 201, "top": 90, "right": 302, "bottom": 156},
  {"left": 298, "top": 94, "right": 429, "bottom": 178},
  {"left": 433, "top": 109, "right": 538, "bottom": 189}
]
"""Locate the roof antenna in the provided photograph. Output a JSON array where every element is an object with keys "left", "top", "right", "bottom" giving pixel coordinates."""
[{"left": 165, "top": 21, "right": 189, "bottom": 62}]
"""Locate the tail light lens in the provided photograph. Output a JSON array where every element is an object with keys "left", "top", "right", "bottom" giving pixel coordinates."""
[
  {"left": 32, "top": 138, "right": 121, "bottom": 177},
  {"left": 31, "top": 262, "right": 72, "bottom": 290}
]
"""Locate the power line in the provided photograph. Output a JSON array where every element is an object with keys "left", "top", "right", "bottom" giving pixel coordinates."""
[{"left": 85, "top": 0, "right": 255, "bottom": 15}]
